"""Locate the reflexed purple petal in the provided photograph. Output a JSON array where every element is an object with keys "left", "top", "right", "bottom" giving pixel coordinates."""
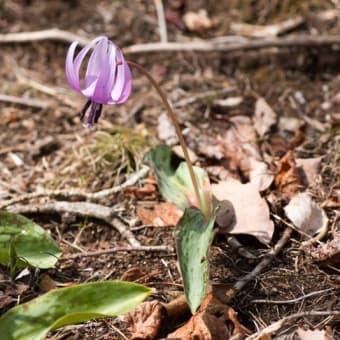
[
  {"left": 110, "top": 48, "right": 132, "bottom": 103},
  {"left": 65, "top": 42, "right": 80, "bottom": 91},
  {"left": 92, "top": 41, "right": 117, "bottom": 104},
  {"left": 73, "top": 36, "right": 104, "bottom": 91},
  {"left": 84, "top": 37, "right": 108, "bottom": 90},
  {"left": 116, "top": 63, "right": 132, "bottom": 103}
]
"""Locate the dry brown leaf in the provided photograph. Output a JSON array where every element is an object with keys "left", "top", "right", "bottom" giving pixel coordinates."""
[
  {"left": 39, "top": 273, "right": 57, "bottom": 292},
  {"left": 297, "top": 328, "right": 332, "bottom": 340},
  {"left": 123, "top": 300, "right": 164, "bottom": 340},
  {"left": 167, "top": 291, "right": 249, "bottom": 339},
  {"left": 296, "top": 157, "right": 322, "bottom": 187},
  {"left": 275, "top": 151, "right": 304, "bottom": 200},
  {"left": 119, "top": 268, "right": 145, "bottom": 282},
  {"left": 249, "top": 159, "right": 274, "bottom": 191},
  {"left": 123, "top": 180, "right": 158, "bottom": 201},
  {"left": 310, "top": 232, "right": 340, "bottom": 266},
  {"left": 253, "top": 97, "right": 277, "bottom": 137},
  {"left": 212, "top": 179, "right": 274, "bottom": 244},
  {"left": 284, "top": 192, "right": 328, "bottom": 239},
  {"left": 183, "top": 10, "right": 213, "bottom": 31},
  {"left": 137, "top": 202, "right": 183, "bottom": 226}
]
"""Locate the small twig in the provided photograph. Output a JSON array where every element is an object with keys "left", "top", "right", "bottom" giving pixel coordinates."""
[
  {"left": 251, "top": 288, "right": 334, "bottom": 305},
  {"left": 173, "top": 87, "right": 237, "bottom": 108},
  {"left": 230, "top": 227, "right": 293, "bottom": 295},
  {"left": 0, "top": 165, "right": 149, "bottom": 209},
  {"left": 0, "top": 28, "right": 340, "bottom": 54},
  {"left": 0, "top": 28, "right": 90, "bottom": 46},
  {"left": 153, "top": 0, "right": 168, "bottom": 43},
  {"left": 246, "top": 310, "right": 340, "bottom": 340},
  {"left": 8, "top": 201, "right": 141, "bottom": 247},
  {"left": 62, "top": 244, "right": 173, "bottom": 260},
  {"left": 17, "top": 74, "right": 79, "bottom": 108},
  {"left": 0, "top": 93, "right": 49, "bottom": 109}
]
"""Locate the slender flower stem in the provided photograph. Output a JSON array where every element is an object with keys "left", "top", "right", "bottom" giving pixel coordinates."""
[{"left": 127, "top": 60, "right": 202, "bottom": 211}]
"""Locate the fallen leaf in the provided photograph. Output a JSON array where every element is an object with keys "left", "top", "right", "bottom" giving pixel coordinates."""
[
  {"left": 213, "top": 96, "right": 243, "bottom": 107},
  {"left": 167, "top": 289, "right": 250, "bottom": 339},
  {"left": 275, "top": 151, "right": 304, "bottom": 200},
  {"left": 278, "top": 116, "right": 304, "bottom": 132},
  {"left": 310, "top": 232, "right": 340, "bottom": 266},
  {"left": 172, "top": 145, "right": 198, "bottom": 163},
  {"left": 253, "top": 97, "right": 277, "bottom": 137},
  {"left": 249, "top": 159, "right": 274, "bottom": 191},
  {"left": 137, "top": 202, "right": 183, "bottom": 226},
  {"left": 284, "top": 192, "right": 328, "bottom": 238},
  {"left": 212, "top": 179, "right": 274, "bottom": 244},
  {"left": 123, "top": 300, "right": 164, "bottom": 340},
  {"left": 183, "top": 10, "right": 214, "bottom": 31},
  {"left": 297, "top": 328, "right": 332, "bottom": 340},
  {"left": 123, "top": 181, "right": 158, "bottom": 201},
  {"left": 206, "top": 166, "right": 236, "bottom": 181},
  {"left": 296, "top": 157, "right": 322, "bottom": 187},
  {"left": 120, "top": 268, "right": 145, "bottom": 282},
  {"left": 39, "top": 274, "right": 57, "bottom": 293},
  {"left": 158, "top": 112, "right": 178, "bottom": 145}
]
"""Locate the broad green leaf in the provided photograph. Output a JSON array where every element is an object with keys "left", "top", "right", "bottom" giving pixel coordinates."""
[
  {"left": 146, "top": 145, "right": 213, "bottom": 218},
  {"left": 176, "top": 207, "right": 216, "bottom": 313},
  {"left": 0, "top": 281, "right": 152, "bottom": 340},
  {"left": 0, "top": 211, "right": 62, "bottom": 269}
]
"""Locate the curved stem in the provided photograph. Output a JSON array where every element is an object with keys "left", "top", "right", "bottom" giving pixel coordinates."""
[{"left": 127, "top": 60, "right": 202, "bottom": 211}]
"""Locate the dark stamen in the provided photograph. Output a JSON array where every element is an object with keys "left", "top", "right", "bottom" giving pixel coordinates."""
[
  {"left": 80, "top": 100, "right": 91, "bottom": 121},
  {"left": 84, "top": 102, "right": 97, "bottom": 128},
  {"left": 94, "top": 104, "right": 103, "bottom": 123}
]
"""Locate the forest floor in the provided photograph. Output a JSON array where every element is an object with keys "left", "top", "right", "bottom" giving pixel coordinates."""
[{"left": 0, "top": 1, "right": 339, "bottom": 339}]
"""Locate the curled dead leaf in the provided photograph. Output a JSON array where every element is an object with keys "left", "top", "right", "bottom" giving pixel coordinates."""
[
  {"left": 167, "top": 290, "right": 250, "bottom": 339},
  {"left": 212, "top": 179, "right": 274, "bottom": 244},
  {"left": 275, "top": 151, "right": 304, "bottom": 200},
  {"left": 284, "top": 192, "right": 328, "bottom": 239},
  {"left": 123, "top": 300, "right": 164, "bottom": 340},
  {"left": 253, "top": 97, "right": 277, "bottom": 137},
  {"left": 137, "top": 202, "right": 183, "bottom": 227},
  {"left": 183, "top": 10, "right": 214, "bottom": 31}
]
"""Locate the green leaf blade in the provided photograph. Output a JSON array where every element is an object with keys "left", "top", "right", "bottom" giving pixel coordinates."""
[
  {"left": 0, "top": 281, "right": 152, "bottom": 340},
  {"left": 176, "top": 208, "right": 216, "bottom": 313},
  {"left": 0, "top": 211, "right": 62, "bottom": 269}
]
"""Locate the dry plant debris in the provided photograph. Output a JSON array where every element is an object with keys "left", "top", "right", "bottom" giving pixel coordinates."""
[{"left": 0, "top": 0, "right": 339, "bottom": 339}]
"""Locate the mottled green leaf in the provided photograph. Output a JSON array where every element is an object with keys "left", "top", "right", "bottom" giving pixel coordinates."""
[
  {"left": 0, "top": 211, "right": 62, "bottom": 269},
  {"left": 146, "top": 145, "right": 212, "bottom": 217},
  {"left": 176, "top": 208, "right": 216, "bottom": 313},
  {"left": 0, "top": 281, "right": 152, "bottom": 340}
]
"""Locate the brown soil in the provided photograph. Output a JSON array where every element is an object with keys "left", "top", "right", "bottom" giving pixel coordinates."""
[{"left": 0, "top": 1, "right": 339, "bottom": 339}]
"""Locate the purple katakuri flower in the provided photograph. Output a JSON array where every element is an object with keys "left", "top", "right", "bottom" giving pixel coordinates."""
[{"left": 65, "top": 36, "right": 132, "bottom": 128}]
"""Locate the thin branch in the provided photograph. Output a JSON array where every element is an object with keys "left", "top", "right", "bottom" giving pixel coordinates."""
[
  {"left": 0, "top": 28, "right": 339, "bottom": 54},
  {"left": 0, "top": 28, "right": 90, "bottom": 46},
  {"left": 229, "top": 227, "right": 293, "bottom": 296},
  {"left": 8, "top": 201, "right": 141, "bottom": 247},
  {"left": 61, "top": 244, "right": 173, "bottom": 260},
  {"left": 251, "top": 288, "right": 334, "bottom": 305},
  {"left": 0, "top": 165, "right": 149, "bottom": 209},
  {"left": 153, "top": 0, "right": 168, "bottom": 43},
  {"left": 0, "top": 93, "right": 49, "bottom": 109},
  {"left": 246, "top": 310, "right": 340, "bottom": 340}
]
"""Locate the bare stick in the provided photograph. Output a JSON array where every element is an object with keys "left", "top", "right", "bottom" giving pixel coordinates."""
[
  {"left": 0, "top": 165, "right": 149, "bottom": 209},
  {"left": 0, "top": 28, "right": 90, "bottom": 46},
  {"left": 124, "top": 35, "right": 340, "bottom": 53},
  {"left": 62, "top": 244, "right": 173, "bottom": 260},
  {"left": 246, "top": 310, "right": 340, "bottom": 340},
  {"left": 251, "top": 288, "right": 334, "bottom": 304},
  {"left": 127, "top": 61, "right": 203, "bottom": 211},
  {"left": 231, "top": 227, "right": 293, "bottom": 295},
  {"left": 153, "top": 0, "right": 168, "bottom": 43},
  {"left": 8, "top": 201, "right": 141, "bottom": 247},
  {"left": 0, "top": 93, "right": 49, "bottom": 109},
  {"left": 1, "top": 28, "right": 339, "bottom": 54}
]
